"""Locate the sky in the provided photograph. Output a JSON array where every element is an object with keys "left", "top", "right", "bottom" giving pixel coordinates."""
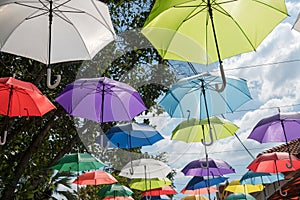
[{"left": 139, "top": 1, "right": 300, "bottom": 199}]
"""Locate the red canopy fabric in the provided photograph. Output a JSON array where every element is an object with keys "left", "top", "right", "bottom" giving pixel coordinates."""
[
  {"left": 142, "top": 185, "right": 177, "bottom": 196},
  {"left": 103, "top": 197, "right": 134, "bottom": 200},
  {"left": 73, "top": 170, "right": 117, "bottom": 185}
]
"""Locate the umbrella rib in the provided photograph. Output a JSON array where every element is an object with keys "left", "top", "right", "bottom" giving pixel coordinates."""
[{"left": 253, "top": 0, "right": 290, "bottom": 16}]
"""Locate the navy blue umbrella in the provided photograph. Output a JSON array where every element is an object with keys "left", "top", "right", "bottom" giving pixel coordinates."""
[
  {"left": 141, "top": 195, "right": 170, "bottom": 200},
  {"left": 185, "top": 176, "right": 228, "bottom": 190}
]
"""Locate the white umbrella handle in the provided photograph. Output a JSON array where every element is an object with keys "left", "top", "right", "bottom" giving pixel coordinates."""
[
  {"left": 47, "top": 68, "right": 61, "bottom": 89},
  {"left": 279, "top": 188, "right": 287, "bottom": 196},
  {"left": 214, "top": 63, "right": 226, "bottom": 93},
  {"left": 0, "top": 130, "right": 8, "bottom": 145}
]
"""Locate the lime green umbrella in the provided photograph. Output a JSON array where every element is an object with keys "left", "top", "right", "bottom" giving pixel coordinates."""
[
  {"left": 97, "top": 183, "right": 133, "bottom": 198},
  {"left": 142, "top": 0, "right": 288, "bottom": 91},
  {"left": 129, "top": 178, "right": 172, "bottom": 191},
  {"left": 172, "top": 117, "right": 239, "bottom": 143},
  {"left": 51, "top": 152, "right": 105, "bottom": 171}
]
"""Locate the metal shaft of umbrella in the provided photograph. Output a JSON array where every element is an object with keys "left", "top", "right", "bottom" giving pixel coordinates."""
[
  {"left": 274, "top": 160, "right": 287, "bottom": 197},
  {"left": 0, "top": 83, "right": 13, "bottom": 145},
  {"left": 207, "top": 0, "right": 226, "bottom": 92},
  {"left": 280, "top": 119, "right": 293, "bottom": 168},
  {"left": 201, "top": 124, "right": 211, "bottom": 199},
  {"left": 233, "top": 133, "right": 255, "bottom": 160},
  {"left": 260, "top": 176, "right": 268, "bottom": 200},
  {"left": 129, "top": 130, "right": 134, "bottom": 175}
]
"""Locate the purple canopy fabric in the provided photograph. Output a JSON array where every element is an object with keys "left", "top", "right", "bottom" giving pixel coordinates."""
[
  {"left": 55, "top": 77, "right": 146, "bottom": 122},
  {"left": 181, "top": 158, "right": 235, "bottom": 177},
  {"left": 247, "top": 113, "right": 300, "bottom": 143}
]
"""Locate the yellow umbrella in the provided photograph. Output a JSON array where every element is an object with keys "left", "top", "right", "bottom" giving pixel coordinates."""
[
  {"left": 182, "top": 195, "right": 209, "bottom": 200},
  {"left": 224, "top": 179, "right": 264, "bottom": 194}
]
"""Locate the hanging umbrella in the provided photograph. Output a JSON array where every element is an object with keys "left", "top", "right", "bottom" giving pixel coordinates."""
[
  {"left": 293, "top": 12, "right": 300, "bottom": 32},
  {"left": 55, "top": 77, "right": 146, "bottom": 123},
  {"left": 225, "top": 179, "right": 264, "bottom": 194},
  {"left": 225, "top": 193, "right": 256, "bottom": 200},
  {"left": 0, "top": 0, "right": 115, "bottom": 88},
  {"left": 105, "top": 122, "right": 164, "bottom": 149},
  {"left": 247, "top": 112, "right": 300, "bottom": 168},
  {"left": 181, "top": 186, "right": 218, "bottom": 195},
  {"left": 172, "top": 117, "right": 238, "bottom": 143},
  {"left": 119, "top": 159, "right": 172, "bottom": 179},
  {"left": 72, "top": 170, "right": 117, "bottom": 185},
  {"left": 142, "top": 0, "right": 288, "bottom": 91},
  {"left": 247, "top": 152, "right": 300, "bottom": 196},
  {"left": 185, "top": 176, "right": 228, "bottom": 190},
  {"left": 104, "top": 197, "right": 134, "bottom": 200},
  {"left": 97, "top": 183, "right": 133, "bottom": 198},
  {"left": 129, "top": 178, "right": 172, "bottom": 191},
  {"left": 181, "top": 158, "right": 235, "bottom": 177},
  {"left": 181, "top": 195, "right": 208, "bottom": 200},
  {"left": 142, "top": 195, "right": 170, "bottom": 200},
  {"left": 141, "top": 186, "right": 177, "bottom": 196},
  {"left": 0, "top": 76, "right": 56, "bottom": 144}
]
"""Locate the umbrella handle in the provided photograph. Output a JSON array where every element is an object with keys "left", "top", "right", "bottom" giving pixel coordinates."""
[
  {"left": 286, "top": 153, "right": 293, "bottom": 169},
  {"left": 214, "top": 63, "right": 226, "bottom": 93},
  {"left": 279, "top": 188, "right": 287, "bottom": 196},
  {"left": 200, "top": 154, "right": 209, "bottom": 169},
  {"left": 47, "top": 68, "right": 61, "bottom": 89},
  {"left": 0, "top": 130, "right": 7, "bottom": 145},
  {"left": 201, "top": 128, "right": 214, "bottom": 146}
]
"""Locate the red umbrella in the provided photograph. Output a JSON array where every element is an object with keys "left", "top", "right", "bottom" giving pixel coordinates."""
[
  {"left": 142, "top": 185, "right": 177, "bottom": 196},
  {"left": 103, "top": 196, "right": 134, "bottom": 200},
  {"left": 181, "top": 186, "right": 218, "bottom": 195},
  {"left": 0, "top": 76, "right": 56, "bottom": 144},
  {"left": 247, "top": 152, "right": 300, "bottom": 196},
  {"left": 73, "top": 170, "right": 118, "bottom": 185}
]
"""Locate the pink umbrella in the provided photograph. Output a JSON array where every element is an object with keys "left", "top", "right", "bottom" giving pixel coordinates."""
[
  {"left": 104, "top": 196, "right": 134, "bottom": 200},
  {"left": 73, "top": 170, "right": 117, "bottom": 185}
]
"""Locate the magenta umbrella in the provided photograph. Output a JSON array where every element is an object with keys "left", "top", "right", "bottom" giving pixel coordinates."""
[
  {"left": 55, "top": 77, "right": 146, "bottom": 123},
  {"left": 247, "top": 112, "right": 300, "bottom": 168}
]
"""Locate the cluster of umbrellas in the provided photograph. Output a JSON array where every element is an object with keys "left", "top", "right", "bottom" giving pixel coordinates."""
[{"left": 0, "top": 0, "right": 300, "bottom": 199}]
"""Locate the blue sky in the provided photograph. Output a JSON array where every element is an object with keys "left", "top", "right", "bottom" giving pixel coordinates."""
[{"left": 139, "top": 1, "right": 300, "bottom": 199}]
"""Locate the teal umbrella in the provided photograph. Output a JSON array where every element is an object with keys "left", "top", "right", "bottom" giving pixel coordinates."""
[
  {"left": 225, "top": 193, "right": 255, "bottom": 200},
  {"left": 97, "top": 183, "right": 133, "bottom": 198}
]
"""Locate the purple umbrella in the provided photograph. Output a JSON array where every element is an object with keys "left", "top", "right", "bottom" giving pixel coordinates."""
[
  {"left": 181, "top": 158, "right": 235, "bottom": 177},
  {"left": 247, "top": 112, "right": 300, "bottom": 168},
  {"left": 55, "top": 77, "right": 146, "bottom": 122}
]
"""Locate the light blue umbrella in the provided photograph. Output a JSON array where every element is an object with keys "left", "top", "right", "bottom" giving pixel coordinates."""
[
  {"left": 225, "top": 193, "right": 255, "bottom": 200},
  {"left": 159, "top": 72, "right": 251, "bottom": 120},
  {"left": 240, "top": 171, "right": 285, "bottom": 185}
]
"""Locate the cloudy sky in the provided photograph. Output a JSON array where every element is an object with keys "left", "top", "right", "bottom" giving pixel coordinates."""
[{"left": 140, "top": 1, "right": 300, "bottom": 199}]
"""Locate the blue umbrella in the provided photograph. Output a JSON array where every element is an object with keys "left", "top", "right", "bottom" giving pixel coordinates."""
[
  {"left": 105, "top": 123, "right": 164, "bottom": 148},
  {"left": 225, "top": 193, "right": 255, "bottom": 200},
  {"left": 240, "top": 171, "right": 285, "bottom": 185},
  {"left": 142, "top": 195, "right": 170, "bottom": 200},
  {"left": 185, "top": 176, "right": 228, "bottom": 190}
]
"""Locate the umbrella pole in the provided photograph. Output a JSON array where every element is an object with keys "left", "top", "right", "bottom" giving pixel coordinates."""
[
  {"left": 280, "top": 120, "right": 293, "bottom": 168},
  {"left": 129, "top": 131, "right": 134, "bottom": 175},
  {"left": 46, "top": 0, "right": 61, "bottom": 89},
  {"left": 260, "top": 176, "right": 267, "bottom": 200},
  {"left": 233, "top": 133, "right": 255, "bottom": 159},
  {"left": 0, "top": 83, "right": 13, "bottom": 145},
  {"left": 275, "top": 160, "right": 287, "bottom": 196}
]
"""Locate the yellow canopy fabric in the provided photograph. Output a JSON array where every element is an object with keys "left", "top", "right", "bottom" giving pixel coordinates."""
[
  {"left": 182, "top": 195, "right": 209, "bottom": 200},
  {"left": 225, "top": 179, "right": 264, "bottom": 194}
]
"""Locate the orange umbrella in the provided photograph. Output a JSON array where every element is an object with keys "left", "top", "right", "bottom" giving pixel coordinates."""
[
  {"left": 181, "top": 186, "right": 218, "bottom": 195},
  {"left": 73, "top": 170, "right": 117, "bottom": 185}
]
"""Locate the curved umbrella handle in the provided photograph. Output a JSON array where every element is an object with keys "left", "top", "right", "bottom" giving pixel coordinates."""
[
  {"left": 200, "top": 155, "right": 209, "bottom": 169},
  {"left": 214, "top": 63, "right": 226, "bottom": 93},
  {"left": 47, "top": 68, "right": 61, "bottom": 89},
  {"left": 279, "top": 188, "right": 287, "bottom": 196},
  {"left": 286, "top": 153, "right": 293, "bottom": 169},
  {"left": 201, "top": 128, "right": 214, "bottom": 146},
  {"left": 0, "top": 130, "right": 7, "bottom": 145}
]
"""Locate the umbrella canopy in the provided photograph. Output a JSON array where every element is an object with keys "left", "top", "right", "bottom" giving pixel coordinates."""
[
  {"left": 247, "top": 152, "right": 300, "bottom": 173},
  {"left": 185, "top": 176, "right": 228, "bottom": 190},
  {"left": 72, "top": 170, "right": 117, "bottom": 185},
  {"left": 0, "top": 76, "right": 56, "bottom": 144},
  {"left": 55, "top": 77, "right": 146, "bottom": 123},
  {"left": 181, "top": 158, "right": 235, "bottom": 177},
  {"left": 240, "top": 171, "right": 285, "bottom": 185},
  {"left": 104, "top": 197, "right": 134, "bottom": 200},
  {"left": 142, "top": 0, "right": 288, "bottom": 65},
  {"left": 98, "top": 184, "right": 133, "bottom": 198},
  {"left": 159, "top": 72, "right": 251, "bottom": 120},
  {"left": 171, "top": 117, "right": 238, "bottom": 143},
  {"left": 224, "top": 179, "right": 264, "bottom": 194},
  {"left": 141, "top": 186, "right": 177, "bottom": 196},
  {"left": 141, "top": 195, "right": 170, "bottom": 200},
  {"left": 181, "top": 196, "right": 208, "bottom": 200},
  {"left": 105, "top": 122, "right": 164, "bottom": 149},
  {"left": 119, "top": 159, "right": 172, "bottom": 179},
  {"left": 51, "top": 152, "right": 105, "bottom": 171},
  {"left": 129, "top": 178, "right": 172, "bottom": 191},
  {"left": 181, "top": 186, "right": 218, "bottom": 195},
  {"left": 0, "top": 0, "right": 116, "bottom": 88},
  {"left": 293, "top": 12, "right": 300, "bottom": 32},
  {"left": 225, "top": 193, "right": 256, "bottom": 200}
]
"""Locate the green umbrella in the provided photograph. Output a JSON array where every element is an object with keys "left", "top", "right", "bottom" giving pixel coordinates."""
[
  {"left": 97, "top": 183, "right": 133, "bottom": 197},
  {"left": 51, "top": 152, "right": 105, "bottom": 171},
  {"left": 172, "top": 117, "right": 239, "bottom": 143},
  {"left": 129, "top": 178, "right": 172, "bottom": 191},
  {"left": 142, "top": 0, "right": 288, "bottom": 91}
]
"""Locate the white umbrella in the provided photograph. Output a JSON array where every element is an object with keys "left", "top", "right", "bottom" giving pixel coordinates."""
[
  {"left": 0, "top": 0, "right": 115, "bottom": 88},
  {"left": 119, "top": 158, "right": 172, "bottom": 179},
  {"left": 293, "top": 12, "right": 300, "bottom": 33}
]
